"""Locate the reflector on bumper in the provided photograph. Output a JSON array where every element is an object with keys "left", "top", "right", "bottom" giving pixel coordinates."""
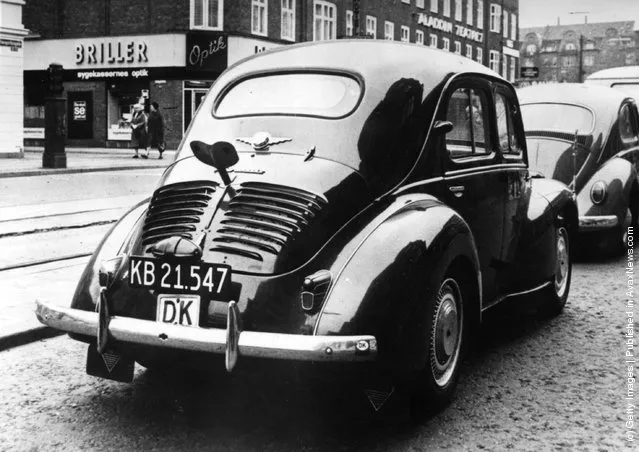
[{"left": 35, "top": 300, "right": 377, "bottom": 363}]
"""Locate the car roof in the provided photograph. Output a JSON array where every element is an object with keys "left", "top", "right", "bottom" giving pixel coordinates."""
[
  {"left": 586, "top": 65, "right": 639, "bottom": 81},
  {"left": 221, "top": 39, "right": 504, "bottom": 88},
  {"left": 518, "top": 83, "right": 631, "bottom": 111}
]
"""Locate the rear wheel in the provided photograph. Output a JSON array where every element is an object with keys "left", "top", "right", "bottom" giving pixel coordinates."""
[
  {"left": 410, "top": 269, "right": 468, "bottom": 419},
  {"left": 541, "top": 223, "right": 571, "bottom": 317}
]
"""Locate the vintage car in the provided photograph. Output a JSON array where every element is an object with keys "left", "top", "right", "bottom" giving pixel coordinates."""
[
  {"left": 585, "top": 65, "right": 639, "bottom": 100},
  {"left": 36, "top": 40, "right": 577, "bottom": 416},
  {"left": 518, "top": 83, "right": 639, "bottom": 249}
]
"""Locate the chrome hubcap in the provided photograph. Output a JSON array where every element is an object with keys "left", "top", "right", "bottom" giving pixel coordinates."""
[
  {"left": 555, "top": 227, "right": 569, "bottom": 298},
  {"left": 430, "top": 278, "right": 463, "bottom": 388}
]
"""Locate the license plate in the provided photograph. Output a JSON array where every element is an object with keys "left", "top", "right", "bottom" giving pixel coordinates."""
[
  {"left": 157, "top": 294, "right": 201, "bottom": 327},
  {"left": 128, "top": 256, "right": 231, "bottom": 296}
]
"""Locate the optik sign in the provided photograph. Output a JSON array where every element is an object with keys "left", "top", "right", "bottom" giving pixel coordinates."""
[{"left": 186, "top": 32, "right": 228, "bottom": 73}]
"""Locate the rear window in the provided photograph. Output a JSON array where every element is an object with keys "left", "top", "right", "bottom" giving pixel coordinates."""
[
  {"left": 215, "top": 73, "right": 361, "bottom": 118},
  {"left": 521, "top": 103, "right": 594, "bottom": 134}
]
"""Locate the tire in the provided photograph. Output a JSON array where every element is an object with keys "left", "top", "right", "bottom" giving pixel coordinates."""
[
  {"left": 541, "top": 223, "right": 571, "bottom": 317},
  {"left": 410, "top": 268, "right": 468, "bottom": 420}
]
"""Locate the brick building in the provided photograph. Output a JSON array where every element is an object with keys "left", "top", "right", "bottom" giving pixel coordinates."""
[
  {"left": 22, "top": 0, "right": 519, "bottom": 149},
  {"left": 519, "top": 20, "right": 638, "bottom": 85}
]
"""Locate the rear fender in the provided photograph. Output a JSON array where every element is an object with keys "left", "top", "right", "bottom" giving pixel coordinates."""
[
  {"left": 314, "top": 196, "right": 480, "bottom": 373},
  {"left": 578, "top": 157, "right": 636, "bottom": 223}
]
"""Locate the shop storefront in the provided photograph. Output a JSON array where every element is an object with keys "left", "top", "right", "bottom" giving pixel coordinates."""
[{"left": 23, "top": 33, "right": 282, "bottom": 149}]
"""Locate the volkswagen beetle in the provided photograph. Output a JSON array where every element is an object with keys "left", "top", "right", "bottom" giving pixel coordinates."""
[
  {"left": 518, "top": 83, "right": 639, "bottom": 251},
  {"left": 36, "top": 40, "right": 577, "bottom": 415}
]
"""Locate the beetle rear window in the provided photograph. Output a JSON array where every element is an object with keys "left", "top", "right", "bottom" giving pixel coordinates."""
[
  {"left": 215, "top": 73, "right": 361, "bottom": 118},
  {"left": 520, "top": 103, "right": 594, "bottom": 134}
]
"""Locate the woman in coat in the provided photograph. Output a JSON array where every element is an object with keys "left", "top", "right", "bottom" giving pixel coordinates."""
[
  {"left": 129, "top": 103, "right": 148, "bottom": 158},
  {"left": 147, "top": 101, "right": 165, "bottom": 159}
]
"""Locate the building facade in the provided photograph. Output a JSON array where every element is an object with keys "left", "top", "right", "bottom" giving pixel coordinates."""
[
  {"left": 519, "top": 20, "right": 638, "bottom": 85},
  {"left": 22, "top": 0, "right": 519, "bottom": 149},
  {"left": 1, "top": 0, "right": 28, "bottom": 157}
]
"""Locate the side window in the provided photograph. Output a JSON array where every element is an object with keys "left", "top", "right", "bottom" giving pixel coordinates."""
[
  {"left": 445, "top": 87, "right": 490, "bottom": 159},
  {"left": 495, "top": 91, "right": 523, "bottom": 157},
  {"left": 619, "top": 103, "right": 639, "bottom": 148}
]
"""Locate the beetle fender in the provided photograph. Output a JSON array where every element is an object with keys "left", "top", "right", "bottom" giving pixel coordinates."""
[
  {"left": 578, "top": 156, "right": 636, "bottom": 223},
  {"left": 70, "top": 200, "right": 149, "bottom": 314},
  {"left": 314, "top": 196, "right": 481, "bottom": 372}
]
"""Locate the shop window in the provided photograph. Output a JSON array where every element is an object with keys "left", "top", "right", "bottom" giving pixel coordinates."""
[
  {"left": 401, "top": 26, "right": 410, "bottom": 42},
  {"left": 252, "top": 0, "right": 268, "bottom": 36},
  {"left": 366, "top": 15, "right": 377, "bottom": 39},
  {"left": 107, "top": 81, "right": 149, "bottom": 142},
  {"left": 281, "top": 0, "right": 295, "bottom": 41},
  {"left": 416, "top": 30, "right": 424, "bottom": 45},
  {"left": 313, "top": 1, "right": 336, "bottom": 41},
  {"left": 345, "top": 10, "right": 353, "bottom": 37},
  {"left": 490, "top": 3, "right": 501, "bottom": 33},
  {"left": 446, "top": 88, "right": 490, "bottom": 159},
  {"left": 384, "top": 21, "right": 394, "bottom": 40},
  {"left": 477, "top": 0, "right": 483, "bottom": 29},
  {"left": 183, "top": 80, "right": 213, "bottom": 133},
  {"left": 190, "top": 0, "right": 223, "bottom": 30}
]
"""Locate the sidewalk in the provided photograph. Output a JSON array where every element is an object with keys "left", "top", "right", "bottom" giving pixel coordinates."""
[
  {"left": 0, "top": 146, "right": 172, "bottom": 351},
  {"left": 0, "top": 146, "right": 175, "bottom": 178}
]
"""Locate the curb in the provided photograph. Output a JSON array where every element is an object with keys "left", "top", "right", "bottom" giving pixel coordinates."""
[
  {"left": 0, "top": 325, "right": 64, "bottom": 352},
  {"left": 0, "top": 164, "right": 168, "bottom": 179}
]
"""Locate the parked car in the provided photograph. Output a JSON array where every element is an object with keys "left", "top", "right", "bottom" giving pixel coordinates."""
[
  {"left": 585, "top": 65, "right": 639, "bottom": 100},
  {"left": 518, "top": 83, "right": 639, "bottom": 249},
  {"left": 36, "top": 40, "right": 577, "bottom": 416}
]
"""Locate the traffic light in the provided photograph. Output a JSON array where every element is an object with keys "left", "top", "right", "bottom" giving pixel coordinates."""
[{"left": 47, "top": 63, "right": 64, "bottom": 96}]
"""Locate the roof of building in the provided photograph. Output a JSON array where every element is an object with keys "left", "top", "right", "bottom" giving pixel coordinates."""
[{"left": 521, "top": 21, "right": 636, "bottom": 41}]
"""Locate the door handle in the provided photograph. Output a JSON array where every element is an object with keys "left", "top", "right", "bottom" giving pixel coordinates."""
[{"left": 449, "top": 185, "right": 465, "bottom": 198}]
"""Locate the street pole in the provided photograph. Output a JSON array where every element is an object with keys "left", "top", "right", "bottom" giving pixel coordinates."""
[
  {"left": 43, "top": 63, "right": 67, "bottom": 169},
  {"left": 353, "top": 0, "right": 360, "bottom": 37},
  {"left": 578, "top": 34, "right": 584, "bottom": 82}
]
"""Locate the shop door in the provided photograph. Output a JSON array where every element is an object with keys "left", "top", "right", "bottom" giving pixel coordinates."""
[
  {"left": 67, "top": 91, "right": 93, "bottom": 139},
  {"left": 183, "top": 83, "right": 212, "bottom": 132}
]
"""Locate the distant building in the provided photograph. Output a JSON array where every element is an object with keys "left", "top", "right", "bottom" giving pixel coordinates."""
[
  {"left": 22, "top": 0, "right": 519, "bottom": 149},
  {"left": 519, "top": 20, "right": 637, "bottom": 85}
]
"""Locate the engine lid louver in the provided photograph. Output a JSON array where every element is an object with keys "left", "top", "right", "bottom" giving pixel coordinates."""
[
  {"left": 210, "top": 182, "right": 327, "bottom": 262},
  {"left": 142, "top": 180, "right": 218, "bottom": 246}
]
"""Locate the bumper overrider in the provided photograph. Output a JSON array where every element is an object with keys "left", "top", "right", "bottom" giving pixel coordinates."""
[
  {"left": 579, "top": 215, "right": 619, "bottom": 231},
  {"left": 34, "top": 299, "right": 378, "bottom": 371}
]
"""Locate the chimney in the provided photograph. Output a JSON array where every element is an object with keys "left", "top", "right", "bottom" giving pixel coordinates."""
[{"left": 557, "top": 17, "right": 560, "bottom": 26}]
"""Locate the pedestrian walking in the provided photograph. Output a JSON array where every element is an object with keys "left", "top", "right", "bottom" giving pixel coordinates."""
[
  {"left": 129, "top": 103, "right": 148, "bottom": 159},
  {"left": 147, "top": 101, "right": 166, "bottom": 159}
]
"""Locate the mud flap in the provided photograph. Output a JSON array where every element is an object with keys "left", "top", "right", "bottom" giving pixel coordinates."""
[{"left": 86, "top": 343, "right": 134, "bottom": 383}]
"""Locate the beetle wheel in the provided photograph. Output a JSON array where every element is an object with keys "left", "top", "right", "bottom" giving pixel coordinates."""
[{"left": 541, "top": 223, "right": 572, "bottom": 317}]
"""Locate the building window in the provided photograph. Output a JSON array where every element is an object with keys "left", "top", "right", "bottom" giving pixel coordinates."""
[
  {"left": 510, "top": 13, "right": 517, "bottom": 40},
  {"left": 502, "top": 52, "right": 507, "bottom": 76},
  {"left": 563, "top": 55, "right": 577, "bottom": 67},
  {"left": 502, "top": 10, "right": 508, "bottom": 38},
  {"left": 466, "top": 0, "right": 473, "bottom": 25},
  {"left": 430, "top": 34, "right": 438, "bottom": 47},
  {"left": 416, "top": 30, "right": 425, "bottom": 44},
  {"left": 430, "top": 0, "right": 438, "bottom": 13},
  {"left": 443, "top": 0, "right": 451, "bottom": 16},
  {"left": 345, "top": 10, "right": 353, "bottom": 36},
  {"left": 455, "top": 0, "right": 462, "bottom": 21},
  {"left": 489, "top": 50, "right": 500, "bottom": 72},
  {"left": 251, "top": 0, "right": 267, "bottom": 36},
  {"left": 281, "top": 0, "right": 295, "bottom": 41},
  {"left": 490, "top": 3, "right": 501, "bottom": 33},
  {"left": 466, "top": 44, "right": 472, "bottom": 58},
  {"left": 454, "top": 41, "right": 461, "bottom": 54},
  {"left": 476, "top": 47, "right": 483, "bottom": 63},
  {"left": 509, "top": 56, "right": 516, "bottom": 82},
  {"left": 584, "top": 40, "right": 595, "bottom": 50},
  {"left": 477, "top": 0, "right": 483, "bottom": 29},
  {"left": 584, "top": 54, "right": 595, "bottom": 66},
  {"left": 384, "top": 21, "right": 394, "bottom": 40},
  {"left": 366, "top": 15, "right": 377, "bottom": 39},
  {"left": 443, "top": 37, "right": 450, "bottom": 51},
  {"left": 417, "top": 0, "right": 425, "bottom": 7},
  {"left": 190, "top": 0, "right": 223, "bottom": 30},
  {"left": 313, "top": 1, "right": 336, "bottom": 41},
  {"left": 565, "top": 43, "right": 576, "bottom": 51},
  {"left": 401, "top": 26, "right": 410, "bottom": 42}
]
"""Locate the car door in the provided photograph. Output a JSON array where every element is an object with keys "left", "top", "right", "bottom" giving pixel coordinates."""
[
  {"left": 494, "top": 84, "right": 531, "bottom": 292},
  {"left": 436, "top": 79, "right": 506, "bottom": 304}
]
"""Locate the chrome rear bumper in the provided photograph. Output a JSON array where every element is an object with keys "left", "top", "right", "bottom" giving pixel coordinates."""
[
  {"left": 35, "top": 300, "right": 377, "bottom": 368},
  {"left": 579, "top": 215, "right": 618, "bottom": 231}
]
